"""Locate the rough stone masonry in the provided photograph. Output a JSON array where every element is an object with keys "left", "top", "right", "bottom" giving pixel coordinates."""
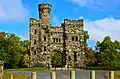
[{"left": 29, "top": 3, "right": 87, "bottom": 68}]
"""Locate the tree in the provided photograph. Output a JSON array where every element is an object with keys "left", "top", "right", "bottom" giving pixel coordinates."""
[
  {"left": 97, "top": 50, "right": 120, "bottom": 69},
  {"left": 96, "top": 36, "right": 116, "bottom": 53},
  {"left": 0, "top": 32, "right": 22, "bottom": 68},
  {"left": 84, "top": 31, "right": 89, "bottom": 44},
  {"left": 20, "top": 40, "right": 30, "bottom": 67},
  {"left": 114, "top": 40, "right": 120, "bottom": 51},
  {"left": 85, "top": 47, "right": 97, "bottom": 66},
  {"left": 0, "top": 32, "right": 30, "bottom": 68},
  {"left": 95, "top": 36, "right": 120, "bottom": 69}
]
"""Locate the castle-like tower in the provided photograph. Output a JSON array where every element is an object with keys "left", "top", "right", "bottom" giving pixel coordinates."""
[
  {"left": 30, "top": 3, "right": 86, "bottom": 68},
  {"left": 38, "top": 4, "right": 51, "bottom": 26}
]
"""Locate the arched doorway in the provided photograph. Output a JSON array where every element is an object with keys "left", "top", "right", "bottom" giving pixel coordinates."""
[{"left": 50, "top": 50, "right": 64, "bottom": 67}]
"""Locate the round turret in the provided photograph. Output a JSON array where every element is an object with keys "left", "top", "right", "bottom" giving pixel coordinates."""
[{"left": 38, "top": 3, "right": 52, "bottom": 26}]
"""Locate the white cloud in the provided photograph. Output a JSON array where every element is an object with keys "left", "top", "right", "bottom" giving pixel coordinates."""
[
  {"left": 0, "top": 0, "right": 29, "bottom": 22},
  {"left": 65, "top": 0, "right": 120, "bottom": 11},
  {"left": 79, "top": 16, "right": 84, "bottom": 19},
  {"left": 84, "top": 17, "right": 120, "bottom": 42}
]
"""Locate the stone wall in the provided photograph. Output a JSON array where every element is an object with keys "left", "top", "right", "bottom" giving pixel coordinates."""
[{"left": 62, "top": 19, "right": 85, "bottom": 67}]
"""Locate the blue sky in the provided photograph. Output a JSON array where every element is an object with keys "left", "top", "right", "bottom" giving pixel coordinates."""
[{"left": 0, "top": 0, "right": 120, "bottom": 49}]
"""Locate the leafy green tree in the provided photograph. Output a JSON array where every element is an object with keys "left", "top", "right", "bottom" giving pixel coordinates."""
[
  {"left": 84, "top": 31, "right": 89, "bottom": 44},
  {"left": 0, "top": 32, "right": 30, "bottom": 68},
  {"left": 0, "top": 32, "right": 22, "bottom": 68},
  {"left": 85, "top": 47, "right": 97, "bottom": 66},
  {"left": 96, "top": 36, "right": 116, "bottom": 53},
  {"left": 95, "top": 36, "right": 120, "bottom": 69},
  {"left": 97, "top": 50, "right": 120, "bottom": 69},
  {"left": 114, "top": 40, "right": 120, "bottom": 51}
]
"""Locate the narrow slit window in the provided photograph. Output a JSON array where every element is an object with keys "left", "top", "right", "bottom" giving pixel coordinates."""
[
  {"left": 53, "top": 38, "right": 55, "bottom": 42},
  {"left": 44, "top": 47, "right": 46, "bottom": 51},
  {"left": 72, "top": 37, "right": 74, "bottom": 41},
  {"left": 34, "top": 50, "right": 36, "bottom": 55},
  {"left": 59, "top": 38, "right": 61, "bottom": 42},
  {"left": 44, "top": 36, "right": 46, "bottom": 41},
  {"left": 34, "top": 30, "right": 37, "bottom": 34},
  {"left": 34, "top": 39, "right": 36, "bottom": 45},
  {"left": 56, "top": 38, "right": 58, "bottom": 42},
  {"left": 76, "top": 36, "right": 78, "bottom": 41},
  {"left": 74, "top": 52, "right": 77, "bottom": 61}
]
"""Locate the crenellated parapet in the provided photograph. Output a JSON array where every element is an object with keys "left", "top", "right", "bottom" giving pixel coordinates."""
[
  {"left": 30, "top": 18, "right": 40, "bottom": 25},
  {"left": 64, "top": 19, "right": 83, "bottom": 26},
  {"left": 50, "top": 26, "right": 63, "bottom": 33},
  {"left": 38, "top": 3, "right": 52, "bottom": 10}
]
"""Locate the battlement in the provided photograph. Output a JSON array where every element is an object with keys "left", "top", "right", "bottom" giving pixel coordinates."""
[
  {"left": 50, "top": 26, "right": 63, "bottom": 33},
  {"left": 38, "top": 3, "right": 52, "bottom": 10},
  {"left": 30, "top": 18, "right": 40, "bottom": 24},
  {"left": 64, "top": 19, "right": 83, "bottom": 25}
]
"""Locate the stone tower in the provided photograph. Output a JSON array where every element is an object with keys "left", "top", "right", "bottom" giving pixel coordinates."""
[
  {"left": 38, "top": 3, "right": 51, "bottom": 26},
  {"left": 30, "top": 3, "right": 87, "bottom": 68},
  {"left": 29, "top": 3, "right": 52, "bottom": 67}
]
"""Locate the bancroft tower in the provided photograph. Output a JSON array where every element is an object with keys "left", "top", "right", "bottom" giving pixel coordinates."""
[{"left": 30, "top": 3, "right": 86, "bottom": 68}]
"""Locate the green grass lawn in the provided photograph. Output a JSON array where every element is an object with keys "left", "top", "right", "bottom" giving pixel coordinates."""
[
  {"left": 3, "top": 72, "right": 29, "bottom": 79},
  {"left": 4, "top": 67, "right": 48, "bottom": 71},
  {"left": 3, "top": 68, "right": 48, "bottom": 79},
  {"left": 114, "top": 71, "right": 120, "bottom": 79}
]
